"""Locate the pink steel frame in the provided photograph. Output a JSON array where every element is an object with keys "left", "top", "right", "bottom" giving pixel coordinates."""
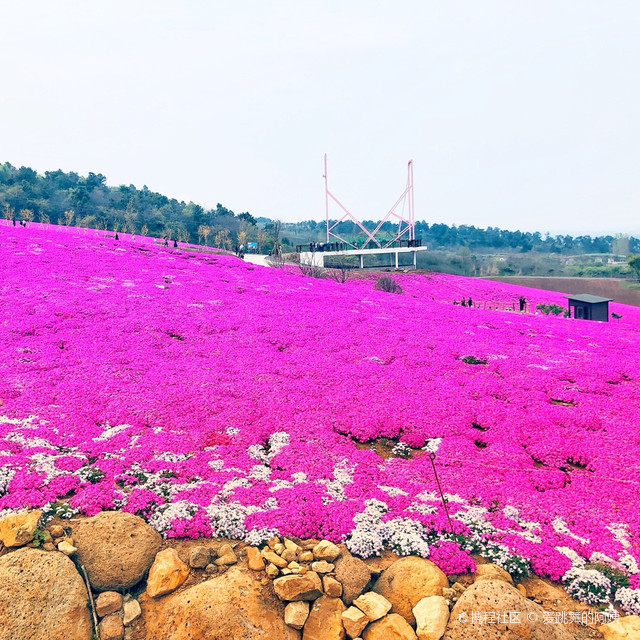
[{"left": 324, "top": 154, "right": 415, "bottom": 249}]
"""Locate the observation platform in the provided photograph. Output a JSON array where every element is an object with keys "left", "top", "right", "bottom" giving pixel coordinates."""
[{"left": 298, "top": 242, "right": 428, "bottom": 270}]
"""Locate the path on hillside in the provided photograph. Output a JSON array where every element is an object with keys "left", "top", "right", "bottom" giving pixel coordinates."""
[{"left": 242, "top": 253, "right": 270, "bottom": 267}]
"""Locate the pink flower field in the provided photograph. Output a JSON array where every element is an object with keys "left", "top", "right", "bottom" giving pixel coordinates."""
[{"left": 1, "top": 223, "right": 639, "bottom": 602}]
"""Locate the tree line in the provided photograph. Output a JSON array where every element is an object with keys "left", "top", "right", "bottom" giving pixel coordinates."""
[{"left": 1, "top": 162, "right": 638, "bottom": 258}]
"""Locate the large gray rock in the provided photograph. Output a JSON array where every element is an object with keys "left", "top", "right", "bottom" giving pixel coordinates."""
[
  {"left": 69, "top": 511, "right": 162, "bottom": 591},
  {"left": 0, "top": 547, "right": 92, "bottom": 640},
  {"left": 334, "top": 552, "right": 371, "bottom": 605},
  {"left": 443, "top": 579, "right": 573, "bottom": 640}
]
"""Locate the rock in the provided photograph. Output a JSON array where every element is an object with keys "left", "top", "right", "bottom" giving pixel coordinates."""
[
  {"left": 57, "top": 540, "right": 77, "bottom": 556},
  {"left": 285, "top": 538, "right": 302, "bottom": 554},
  {"left": 99, "top": 615, "right": 124, "bottom": 640},
  {"left": 43, "top": 542, "right": 56, "bottom": 551},
  {"left": 140, "top": 564, "right": 299, "bottom": 640},
  {"left": 266, "top": 563, "right": 280, "bottom": 578},
  {"left": 364, "top": 550, "right": 401, "bottom": 576},
  {"left": 189, "top": 545, "right": 211, "bottom": 569},
  {"left": 473, "top": 563, "right": 513, "bottom": 585},
  {"left": 285, "top": 601, "right": 310, "bottom": 629},
  {"left": 69, "top": 511, "right": 162, "bottom": 591},
  {"left": 312, "top": 560, "right": 335, "bottom": 573},
  {"left": 289, "top": 561, "right": 303, "bottom": 573},
  {"left": 373, "top": 557, "right": 448, "bottom": 625},
  {"left": 264, "top": 549, "right": 289, "bottom": 568},
  {"left": 214, "top": 542, "right": 238, "bottom": 566},
  {"left": 247, "top": 546, "right": 266, "bottom": 570},
  {"left": 0, "top": 510, "right": 41, "bottom": 547},
  {"left": 0, "top": 547, "right": 92, "bottom": 640},
  {"left": 95, "top": 591, "right": 123, "bottom": 618},
  {"left": 48, "top": 524, "right": 65, "bottom": 538},
  {"left": 516, "top": 584, "right": 527, "bottom": 597},
  {"left": 335, "top": 553, "right": 371, "bottom": 605},
  {"left": 413, "top": 596, "right": 449, "bottom": 640},
  {"left": 303, "top": 595, "right": 346, "bottom": 640},
  {"left": 146, "top": 548, "right": 190, "bottom": 598},
  {"left": 352, "top": 592, "right": 392, "bottom": 621},
  {"left": 268, "top": 536, "right": 281, "bottom": 549},
  {"left": 362, "top": 613, "right": 417, "bottom": 640},
  {"left": 283, "top": 549, "right": 297, "bottom": 563},
  {"left": 313, "top": 540, "right": 341, "bottom": 562},
  {"left": 443, "top": 579, "right": 573, "bottom": 640},
  {"left": 598, "top": 615, "right": 640, "bottom": 640},
  {"left": 275, "top": 543, "right": 286, "bottom": 555},
  {"left": 342, "top": 606, "right": 370, "bottom": 638},
  {"left": 519, "top": 575, "right": 572, "bottom": 604},
  {"left": 205, "top": 563, "right": 217, "bottom": 574},
  {"left": 300, "top": 550, "right": 315, "bottom": 562},
  {"left": 324, "top": 575, "right": 343, "bottom": 598},
  {"left": 442, "top": 588, "right": 455, "bottom": 600},
  {"left": 122, "top": 598, "right": 141, "bottom": 626},
  {"left": 274, "top": 571, "right": 323, "bottom": 601}
]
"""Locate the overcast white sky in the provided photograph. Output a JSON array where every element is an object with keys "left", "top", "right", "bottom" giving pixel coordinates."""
[{"left": 1, "top": 1, "right": 639, "bottom": 234}]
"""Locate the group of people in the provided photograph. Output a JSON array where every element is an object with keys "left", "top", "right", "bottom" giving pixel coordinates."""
[
  {"left": 454, "top": 297, "right": 474, "bottom": 307},
  {"left": 234, "top": 244, "right": 245, "bottom": 258}
]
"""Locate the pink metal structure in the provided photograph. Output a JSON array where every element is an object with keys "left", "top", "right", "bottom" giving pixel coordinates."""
[{"left": 324, "top": 154, "right": 415, "bottom": 249}]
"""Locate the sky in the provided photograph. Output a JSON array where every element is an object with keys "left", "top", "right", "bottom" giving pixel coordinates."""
[{"left": 1, "top": 1, "right": 639, "bottom": 235}]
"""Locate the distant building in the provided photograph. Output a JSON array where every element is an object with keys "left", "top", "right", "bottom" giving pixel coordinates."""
[{"left": 566, "top": 294, "right": 612, "bottom": 322}]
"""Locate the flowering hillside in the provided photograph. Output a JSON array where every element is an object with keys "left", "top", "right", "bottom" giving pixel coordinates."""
[{"left": 1, "top": 224, "right": 639, "bottom": 610}]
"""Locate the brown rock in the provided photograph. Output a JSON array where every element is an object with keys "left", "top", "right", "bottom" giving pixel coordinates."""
[
  {"left": 284, "top": 601, "right": 310, "bottom": 629},
  {"left": 247, "top": 546, "right": 266, "bottom": 570},
  {"left": 268, "top": 536, "right": 281, "bottom": 549},
  {"left": 473, "top": 563, "right": 513, "bottom": 585},
  {"left": 146, "top": 548, "right": 190, "bottom": 598},
  {"left": 57, "top": 540, "right": 77, "bottom": 556},
  {"left": 99, "top": 614, "right": 124, "bottom": 640},
  {"left": 313, "top": 540, "right": 341, "bottom": 562},
  {"left": 280, "top": 549, "right": 295, "bottom": 563},
  {"left": 266, "top": 562, "right": 280, "bottom": 578},
  {"left": 323, "top": 575, "right": 343, "bottom": 597},
  {"left": 363, "top": 613, "right": 417, "bottom": 640},
  {"left": 335, "top": 553, "right": 371, "bottom": 605},
  {"left": 303, "top": 595, "right": 346, "bottom": 640},
  {"left": 519, "top": 575, "right": 571, "bottom": 604},
  {"left": 364, "top": 550, "right": 401, "bottom": 576},
  {"left": 69, "top": 511, "right": 162, "bottom": 591},
  {"left": 214, "top": 542, "right": 237, "bottom": 566},
  {"left": 95, "top": 591, "right": 123, "bottom": 618},
  {"left": 43, "top": 542, "right": 56, "bottom": 551},
  {"left": 373, "top": 557, "right": 448, "bottom": 625},
  {"left": 300, "top": 550, "right": 315, "bottom": 562},
  {"left": 140, "top": 564, "right": 299, "bottom": 640},
  {"left": 598, "top": 615, "right": 640, "bottom": 640},
  {"left": 285, "top": 538, "right": 302, "bottom": 554},
  {"left": 353, "top": 592, "right": 392, "bottom": 621},
  {"left": 0, "top": 547, "right": 92, "bottom": 640},
  {"left": 122, "top": 598, "right": 141, "bottom": 626},
  {"left": 264, "top": 549, "right": 289, "bottom": 568},
  {"left": 275, "top": 543, "right": 286, "bottom": 555},
  {"left": 516, "top": 583, "right": 527, "bottom": 597},
  {"left": 48, "top": 524, "right": 65, "bottom": 538},
  {"left": 312, "top": 560, "right": 335, "bottom": 573},
  {"left": 342, "top": 606, "right": 369, "bottom": 638},
  {"left": 189, "top": 545, "right": 211, "bottom": 569},
  {"left": 274, "top": 571, "right": 323, "bottom": 601},
  {"left": 413, "top": 596, "right": 449, "bottom": 640},
  {"left": 0, "top": 510, "right": 41, "bottom": 547},
  {"left": 443, "top": 579, "right": 573, "bottom": 640}
]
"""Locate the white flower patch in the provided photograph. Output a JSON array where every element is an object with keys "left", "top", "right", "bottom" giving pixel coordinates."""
[
  {"left": 248, "top": 431, "right": 290, "bottom": 463},
  {"left": 206, "top": 501, "right": 248, "bottom": 539},
  {"left": 619, "top": 553, "right": 640, "bottom": 575},
  {"left": 248, "top": 465, "right": 271, "bottom": 481},
  {"left": 406, "top": 503, "right": 437, "bottom": 515},
  {"left": 379, "top": 486, "right": 409, "bottom": 497},
  {"left": 415, "top": 490, "right": 438, "bottom": 502},
  {"left": 208, "top": 459, "right": 224, "bottom": 471},
  {"left": 148, "top": 500, "right": 198, "bottom": 535},
  {"left": 422, "top": 438, "right": 442, "bottom": 454},
  {"left": 321, "top": 459, "right": 355, "bottom": 502},
  {"left": 221, "top": 477, "right": 252, "bottom": 498},
  {"left": 384, "top": 518, "right": 430, "bottom": 557},
  {"left": 245, "top": 527, "right": 279, "bottom": 546},
  {"left": 154, "top": 452, "right": 192, "bottom": 463},
  {"left": 608, "top": 523, "right": 632, "bottom": 550},
  {"left": 615, "top": 588, "right": 640, "bottom": 616},
  {"left": 94, "top": 423, "right": 131, "bottom": 441},
  {"left": 552, "top": 517, "right": 590, "bottom": 545},
  {"left": 0, "top": 466, "right": 15, "bottom": 495},
  {"left": 4, "top": 431, "right": 53, "bottom": 449},
  {"left": 226, "top": 426, "right": 239, "bottom": 436},
  {"left": 556, "top": 546, "right": 587, "bottom": 569}
]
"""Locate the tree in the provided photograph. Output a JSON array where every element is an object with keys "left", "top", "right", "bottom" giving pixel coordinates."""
[
  {"left": 2, "top": 203, "right": 14, "bottom": 222},
  {"left": 628, "top": 254, "right": 640, "bottom": 281},
  {"left": 141, "top": 223, "right": 149, "bottom": 237},
  {"left": 19, "top": 208, "right": 34, "bottom": 223},
  {"left": 64, "top": 209, "right": 75, "bottom": 227}
]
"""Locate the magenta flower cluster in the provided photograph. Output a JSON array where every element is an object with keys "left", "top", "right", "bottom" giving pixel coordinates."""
[{"left": 0, "top": 223, "right": 639, "bottom": 592}]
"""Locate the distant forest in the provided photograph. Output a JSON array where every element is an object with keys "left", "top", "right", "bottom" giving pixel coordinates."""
[{"left": 1, "top": 162, "right": 638, "bottom": 257}]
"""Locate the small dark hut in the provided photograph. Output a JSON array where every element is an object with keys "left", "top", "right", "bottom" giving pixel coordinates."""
[{"left": 566, "top": 294, "right": 612, "bottom": 322}]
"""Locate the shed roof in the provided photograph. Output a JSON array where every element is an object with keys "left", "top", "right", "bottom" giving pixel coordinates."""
[{"left": 565, "top": 294, "right": 613, "bottom": 304}]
